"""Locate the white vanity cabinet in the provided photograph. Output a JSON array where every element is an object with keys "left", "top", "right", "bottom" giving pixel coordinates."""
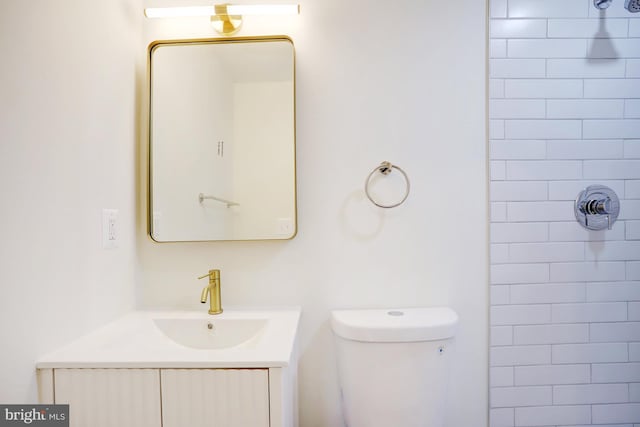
[
  {"left": 161, "top": 369, "right": 269, "bottom": 427},
  {"left": 36, "top": 309, "right": 300, "bottom": 427},
  {"left": 38, "top": 367, "right": 294, "bottom": 427}
]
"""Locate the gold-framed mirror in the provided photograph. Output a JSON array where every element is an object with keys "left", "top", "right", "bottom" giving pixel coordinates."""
[{"left": 148, "top": 37, "right": 296, "bottom": 242}]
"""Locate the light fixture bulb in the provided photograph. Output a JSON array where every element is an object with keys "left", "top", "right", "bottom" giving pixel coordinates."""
[
  {"left": 226, "top": 4, "right": 299, "bottom": 15},
  {"left": 144, "top": 4, "right": 300, "bottom": 19},
  {"left": 144, "top": 6, "right": 216, "bottom": 18}
]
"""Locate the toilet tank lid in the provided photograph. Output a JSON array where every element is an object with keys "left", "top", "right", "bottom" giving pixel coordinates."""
[{"left": 331, "top": 307, "right": 458, "bottom": 343}]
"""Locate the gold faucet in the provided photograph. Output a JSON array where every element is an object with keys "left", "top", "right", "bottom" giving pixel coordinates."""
[{"left": 198, "top": 269, "right": 223, "bottom": 315}]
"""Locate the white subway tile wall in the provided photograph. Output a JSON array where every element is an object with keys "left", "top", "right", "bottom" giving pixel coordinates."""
[{"left": 489, "top": 1, "right": 640, "bottom": 425}]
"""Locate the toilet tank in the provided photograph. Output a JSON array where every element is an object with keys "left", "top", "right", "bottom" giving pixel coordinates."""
[{"left": 331, "top": 307, "right": 458, "bottom": 427}]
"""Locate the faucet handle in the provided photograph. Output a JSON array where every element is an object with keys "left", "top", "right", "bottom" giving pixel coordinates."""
[{"left": 198, "top": 269, "right": 220, "bottom": 281}]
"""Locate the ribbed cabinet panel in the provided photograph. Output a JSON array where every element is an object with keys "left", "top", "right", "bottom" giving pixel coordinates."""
[
  {"left": 161, "top": 369, "right": 270, "bottom": 427},
  {"left": 54, "top": 368, "right": 161, "bottom": 427}
]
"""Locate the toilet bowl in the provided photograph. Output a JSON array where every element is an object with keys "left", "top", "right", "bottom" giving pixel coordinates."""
[{"left": 331, "top": 307, "right": 458, "bottom": 427}]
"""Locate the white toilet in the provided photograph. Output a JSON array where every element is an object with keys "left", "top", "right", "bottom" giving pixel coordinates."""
[{"left": 331, "top": 307, "right": 458, "bottom": 427}]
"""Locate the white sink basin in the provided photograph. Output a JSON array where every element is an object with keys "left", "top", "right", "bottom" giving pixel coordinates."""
[
  {"left": 36, "top": 308, "right": 301, "bottom": 369},
  {"left": 153, "top": 317, "right": 268, "bottom": 349}
]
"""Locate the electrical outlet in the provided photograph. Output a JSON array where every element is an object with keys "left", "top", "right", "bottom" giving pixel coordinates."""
[{"left": 102, "top": 209, "right": 118, "bottom": 249}]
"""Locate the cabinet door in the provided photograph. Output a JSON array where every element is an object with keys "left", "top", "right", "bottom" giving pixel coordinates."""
[
  {"left": 161, "top": 369, "right": 270, "bottom": 427},
  {"left": 54, "top": 368, "right": 161, "bottom": 427}
]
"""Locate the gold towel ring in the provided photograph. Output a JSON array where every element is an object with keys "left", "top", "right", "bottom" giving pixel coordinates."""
[{"left": 364, "top": 161, "right": 410, "bottom": 208}]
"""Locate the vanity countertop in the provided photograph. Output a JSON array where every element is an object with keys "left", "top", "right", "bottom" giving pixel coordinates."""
[{"left": 36, "top": 308, "right": 301, "bottom": 369}]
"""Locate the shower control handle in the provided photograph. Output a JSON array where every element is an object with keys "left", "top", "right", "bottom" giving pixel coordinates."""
[
  {"left": 574, "top": 185, "right": 620, "bottom": 231},
  {"left": 580, "top": 198, "right": 612, "bottom": 216}
]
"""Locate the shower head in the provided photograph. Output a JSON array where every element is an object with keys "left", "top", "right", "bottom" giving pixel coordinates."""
[{"left": 626, "top": 0, "right": 640, "bottom": 12}]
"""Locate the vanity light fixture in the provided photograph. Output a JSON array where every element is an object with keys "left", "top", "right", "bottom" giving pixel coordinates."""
[{"left": 144, "top": 4, "right": 300, "bottom": 35}]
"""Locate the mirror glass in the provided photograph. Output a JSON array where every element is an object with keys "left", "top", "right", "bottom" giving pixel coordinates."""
[{"left": 149, "top": 38, "right": 296, "bottom": 242}]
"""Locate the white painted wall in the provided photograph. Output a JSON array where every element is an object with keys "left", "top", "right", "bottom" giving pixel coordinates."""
[
  {"left": 142, "top": 1, "right": 488, "bottom": 426},
  {"left": 0, "top": 0, "right": 141, "bottom": 402},
  {"left": 489, "top": 0, "right": 640, "bottom": 425}
]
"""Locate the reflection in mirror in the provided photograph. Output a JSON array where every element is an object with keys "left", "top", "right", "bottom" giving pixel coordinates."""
[{"left": 149, "top": 37, "right": 296, "bottom": 242}]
